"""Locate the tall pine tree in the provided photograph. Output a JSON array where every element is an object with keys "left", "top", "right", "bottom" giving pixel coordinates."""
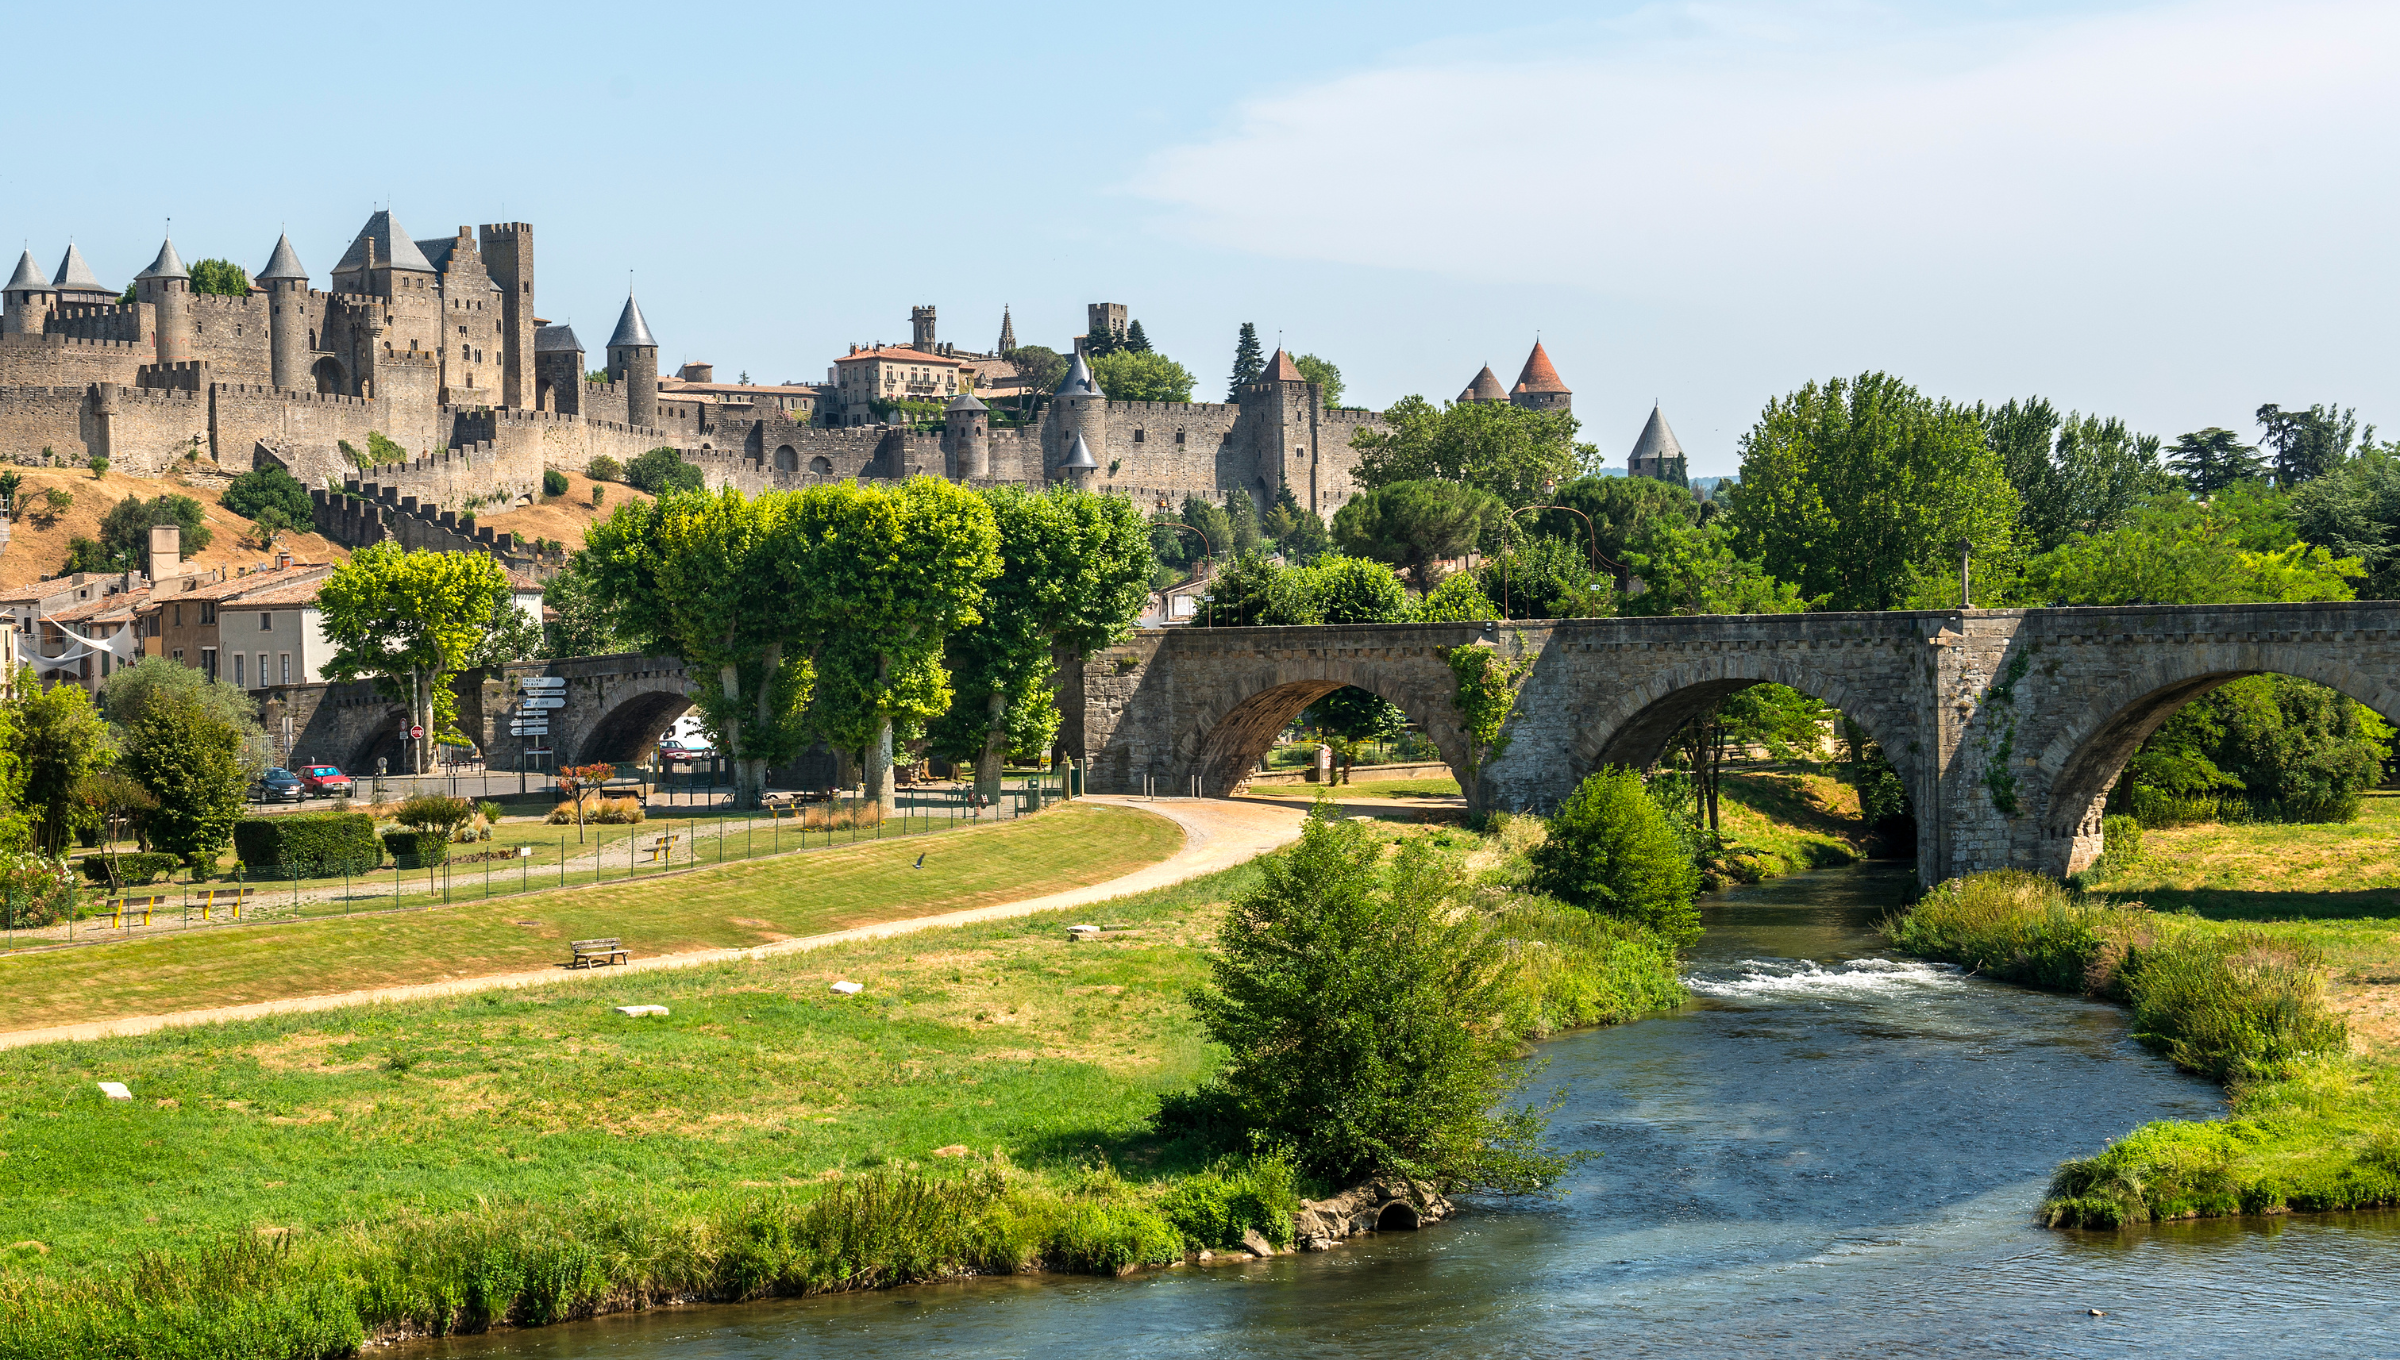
[
  {"left": 1124, "top": 319, "right": 1153, "bottom": 353},
  {"left": 1227, "top": 322, "right": 1264, "bottom": 399}
]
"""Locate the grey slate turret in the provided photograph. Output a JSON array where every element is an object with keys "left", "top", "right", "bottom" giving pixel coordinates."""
[
  {"left": 605, "top": 295, "right": 660, "bottom": 427},
  {"left": 135, "top": 237, "right": 189, "bottom": 281},
  {"left": 607, "top": 295, "right": 657, "bottom": 349},
  {"left": 1054, "top": 350, "right": 1102, "bottom": 399},
  {"left": 256, "top": 233, "right": 309, "bottom": 283},
  {"left": 1627, "top": 403, "right": 1690, "bottom": 488},
  {"left": 2, "top": 249, "right": 51, "bottom": 337},
  {"left": 51, "top": 243, "right": 112, "bottom": 302},
  {"left": 333, "top": 211, "right": 437, "bottom": 276},
  {"left": 3, "top": 251, "right": 45, "bottom": 294},
  {"left": 136, "top": 237, "right": 195, "bottom": 363},
  {"left": 946, "top": 392, "right": 991, "bottom": 478}
]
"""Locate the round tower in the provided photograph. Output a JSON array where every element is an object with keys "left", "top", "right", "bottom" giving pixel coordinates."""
[
  {"left": 945, "top": 392, "right": 990, "bottom": 480},
  {"left": 257, "top": 234, "right": 311, "bottom": 391},
  {"left": 1060, "top": 432, "right": 1100, "bottom": 491},
  {"left": 606, "top": 294, "right": 659, "bottom": 428},
  {"left": 1047, "top": 349, "right": 1106, "bottom": 485},
  {"left": 2, "top": 250, "right": 52, "bottom": 337},
  {"left": 135, "top": 237, "right": 193, "bottom": 365}
]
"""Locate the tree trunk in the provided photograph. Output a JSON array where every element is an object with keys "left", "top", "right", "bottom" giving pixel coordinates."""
[
  {"left": 865, "top": 718, "right": 896, "bottom": 816},
  {"left": 975, "top": 689, "right": 1008, "bottom": 804}
]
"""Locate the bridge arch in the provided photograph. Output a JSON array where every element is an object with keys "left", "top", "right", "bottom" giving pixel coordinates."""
[
  {"left": 1577, "top": 653, "right": 1924, "bottom": 795},
  {"left": 1186, "top": 657, "right": 1470, "bottom": 798},
  {"left": 2034, "top": 643, "right": 2400, "bottom": 877},
  {"left": 573, "top": 688, "right": 694, "bottom": 766}
]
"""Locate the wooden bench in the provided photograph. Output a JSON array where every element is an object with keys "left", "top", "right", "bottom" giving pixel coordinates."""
[
  {"left": 192, "top": 887, "right": 258, "bottom": 921},
  {"left": 637, "top": 833, "right": 683, "bottom": 865},
  {"left": 570, "top": 937, "right": 629, "bottom": 968},
  {"left": 95, "top": 894, "right": 171, "bottom": 929}
]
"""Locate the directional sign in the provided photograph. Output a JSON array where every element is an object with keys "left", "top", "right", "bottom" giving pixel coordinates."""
[
  {"left": 520, "top": 696, "right": 566, "bottom": 710},
  {"left": 521, "top": 676, "right": 567, "bottom": 690},
  {"left": 510, "top": 725, "right": 549, "bottom": 737}
]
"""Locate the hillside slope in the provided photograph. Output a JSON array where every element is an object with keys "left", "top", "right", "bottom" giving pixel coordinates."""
[{"left": 1, "top": 463, "right": 348, "bottom": 588}]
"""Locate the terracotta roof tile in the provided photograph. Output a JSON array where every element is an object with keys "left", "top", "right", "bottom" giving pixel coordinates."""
[
  {"left": 834, "top": 347, "right": 964, "bottom": 367},
  {"left": 1264, "top": 349, "right": 1304, "bottom": 382},
  {"left": 1513, "top": 341, "right": 1569, "bottom": 395}
]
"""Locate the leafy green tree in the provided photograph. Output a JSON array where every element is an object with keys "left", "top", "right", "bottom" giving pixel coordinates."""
[
  {"left": 1123, "top": 319, "right": 1153, "bottom": 353},
  {"left": 1531, "top": 475, "right": 1698, "bottom": 588},
  {"left": 2126, "top": 675, "right": 2388, "bottom": 822},
  {"left": 1669, "top": 684, "right": 1829, "bottom": 837},
  {"left": 1332, "top": 479, "right": 1506, "bottom": 593},
  {"left": 626, "top": 446, "right": 704, "bottom": 495},
  {"left": 1292, "top": 354, "right": 1344, "bottom": 409},
  {"left": 1182, "top": 494, "right": 1236, "bottom": 558},
  {"left": 102, "top": 656, "right": 267, "bottom": 771},
  {"left": 316, "top": 544, "right": 514, "bottom": 774},
  {"left": 1623, "top": 521, "right": 1805, "bottom": 616},
  {"left": 1476, "top": 534, "right": 1610, "bottom": 619},
  {"left": 14, "top": 678, "right": 113, "bottom": 855},
  {"left": 1305, "top": 686, "right": 1407, "bottom": 743},
  {"left": 0, "top": 671, "right": 28, "bottom": 855},
  {"left": 95, "top": 493, "right": 212, "bottom": 568},
  {"left": 188, "top": 259, "right": 250, "bottom": 296},
  {"left": 1526, "top": 767, "right": 1702, "bottom": 945},
  {"left": 1353, "top": 397, "right": 1598, "bottom": 507},
  {"left": 929, "top": 486, "right": 1150, "bottom": 799},
  {"left": 2256, "top": 403, "right": 2360, "bottom": 488},
  {"left": 1983, "top": 398, "right": 2171, "bottom": 552},
  {"left": 121, "top": 692, "right": 247, "bottom": 865},
  {"left": 1083, "top": 316, "right": 1123, "bottom": 358},
  {"left": 1189, "top": 805, "right": 1570, "bottom": 1191},
  {"left": 0, "top": 469, "right": 24, "bottom": 513},
  {"left": 1225, "top": 490, "right": 1262, "bottom": 556},
  {"left": 1227, "top": 323, "right": 1264, "bottom": 399},
  {"left": 582, "top": 488, "right": 811, "bottom": 807},
  {"left": 790, "top": 479, "right": 1001, "bottom": 813},
  {"left": 1005, "top": 345, "right": 1067, "bottom": 414},
  {"left": 1263, "top": 483, "right": 1332, "bottom": 564},
  {"left": 1090, "top": 350, "right": 1196, "bottom": 403},
  {"left": 539, "top": 555, "right": 631, "bottom": 658},
  {"left": 2022, "top": 496, "right": 2358, "bottom": 605},
  {"left": 2291, "top": 434, "right": 2400, "bottom": 597},
  {"left": 220, "top": 463, "right": 313, "bottom": 525},
  {"left": 1413, "top": 571, "right": 1499, "bottom": 622},
  {"left": 1301, "top": 554, "right": 1408, "bottom": 624},
  {"left": 2168, "top": 427, "right": 2267, "bottom": 494},
  {"left": 1193, "top": 552, "right": 1310, "bottom": 626},
  {"left": 1723, "top": 373, "right": 2019, "bottom": 611}
]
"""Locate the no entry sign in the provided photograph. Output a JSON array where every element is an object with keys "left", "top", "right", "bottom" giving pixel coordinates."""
[{"left": 409, "top": 725, "right": 424, "bottom": 740}]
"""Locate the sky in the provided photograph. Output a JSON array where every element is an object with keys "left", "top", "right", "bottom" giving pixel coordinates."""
[{"left": 5, "top": 0, "right": 2393, "bottom": 477}]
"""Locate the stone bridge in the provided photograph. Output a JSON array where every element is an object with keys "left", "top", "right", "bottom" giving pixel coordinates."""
[
  {"left": 1071, "top": 602, "right": 2400, "bottom": 884},
  {"left": 270, "top": 653, "right": 697, "bottom": 776}
]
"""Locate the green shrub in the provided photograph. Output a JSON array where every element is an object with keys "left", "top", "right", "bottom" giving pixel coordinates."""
[
  {"left": 1188, "top": 805, "right": 1568, "bottom": 1191},
  {"left": 395, "top": 795, "right": 474, "bottom": 835},
  {"left": 1154, "top": 1155, "right": 1300, "bottom": 1250},
  {"left": 220, "top": 464, "right": 313, "bottom": 525},
  {"left": 586, "top": 455, "right": 621, "bottom": 483},
  {"left": 381, "top": 830, "right": 449, "bottom": 869},
  {"left": 1039, "top": 1201, "right": 1184, "bottom": 1274},
  {"left": 2095, "top": 813, "right": 2142, "bottom": 876},
  {"left": 77, "top": 852, "right": 180, "bottom": 888},
  {"left": 233, "top": 813, "right": 382, "bottom": 876},
  {"left": 541, "top": 468, "right": 568, "bottom": 497},
  {"left": 625, "top": 447, "right": 704, "bottom": 495},
  {"left": 1525, "top": 767, "right": 1702, "bottom": 946}
]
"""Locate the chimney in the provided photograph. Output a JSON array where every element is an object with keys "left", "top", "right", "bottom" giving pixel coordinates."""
[
  {"left": 148, "top": 524, "right": 181, "bottom": 581},
  {"left": 275, "top": 551, "right": 292, "bottom": 570}
]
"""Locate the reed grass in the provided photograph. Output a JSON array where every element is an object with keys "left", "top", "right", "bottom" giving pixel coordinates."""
[{"left": 1492, "top": 896, "right": 1687, "bottom": 1037}]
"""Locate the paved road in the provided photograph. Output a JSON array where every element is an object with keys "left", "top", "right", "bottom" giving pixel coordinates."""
[{"left": 0, "top": 797, "right": 1305, "bottom": 1052}]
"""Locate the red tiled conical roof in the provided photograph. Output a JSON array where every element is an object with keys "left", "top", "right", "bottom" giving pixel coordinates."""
[
  {"left": 1458, "top": 364, "right": 1507, "bottom": 403},
  {"left": 1513, "top": 341, "right": 1568, "bottom": 395},
  {"left": 1264, "top": 348, "right": 1304, "bottom": 382}
]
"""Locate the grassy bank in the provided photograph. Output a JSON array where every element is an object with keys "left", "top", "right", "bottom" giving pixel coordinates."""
[
  {"left": 1886, "top": 868, "right": 2400, "bottom": 1227},
  {"left": 1707, "top": 768, "right": 1873, "bottom": 884},
  {"left": 0, "top": 819, "right": 1681, "bottom": 1357},
  {"left": 0, "top": 803, "right": 1180, "bottom": 1032}
]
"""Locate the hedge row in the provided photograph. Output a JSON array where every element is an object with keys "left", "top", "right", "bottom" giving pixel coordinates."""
[{"left": 232, "top": 814, "right": 382, "bottom": 876}]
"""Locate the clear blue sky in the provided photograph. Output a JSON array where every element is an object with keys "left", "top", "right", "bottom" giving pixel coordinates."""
[{"left": 8, "top": 0, "right": 2392, "bottom": 476}]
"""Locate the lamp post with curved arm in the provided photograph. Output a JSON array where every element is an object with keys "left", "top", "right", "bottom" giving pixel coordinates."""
[
  {"left": 1500, "top": 502, "right": 1631, "bottom": 619},
  {"left": 1154, "top": 522, "right": 1217, "bottom": 626}
]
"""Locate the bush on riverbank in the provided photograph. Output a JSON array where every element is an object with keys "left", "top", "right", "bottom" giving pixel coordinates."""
[
  {"left": 1494, "top": 895, "right": 1687, "bottom": 1037},
  {"left": 1885, "top": 869, "right": 2388, "bottom": 1229},
  {"left": 1527, "top": 767, "right": 1701, "bottom": 945}
]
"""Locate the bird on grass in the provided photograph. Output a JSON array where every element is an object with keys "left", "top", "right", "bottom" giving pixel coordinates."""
[{"left": 912, "top": 852, "right": 925, "bottom": 869}]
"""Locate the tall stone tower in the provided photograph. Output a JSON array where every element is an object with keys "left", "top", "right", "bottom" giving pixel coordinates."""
[
  {"left": 1627, "top": 402, "right": 1689, "bottom": 488},
  {"left": 607, "top": 295, "right": 659, "bottom": 429},
  {"left": 257, "top": 234, "right": 310, "bottom": 391},
  {"left": 996, "top": 306, "right": 1015, "bottom": 354},
  {"left": 135, "top": 237, "right": 193, "bottom": 365},
  {"left": 1047, "top": 350, "right": 1107, "bottom": 483},
  {"left": 1081, "top": 302, "right": 1127, "bottom": 354},
  {"left": 1247, "top": 348, "right": 1316, "bottom": 510},
  {"left": 946, "top": 393, "right": 990, "bottom": 479},
  {"left": 1, "top": 251, "right": 52, "bottom": 337},
  {"left": 478, "top": 223, "right": 536, "bottom": 409},
  {"left": 1508, "top": 341, "right": 1571, "bottom": 414},
  {"left": 911, "top": 305, "right": 936, "bottom": 352}
]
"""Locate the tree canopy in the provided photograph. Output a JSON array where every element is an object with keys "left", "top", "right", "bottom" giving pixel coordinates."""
[
  {"left": 2021, "top": 495, "right": 2359, "bottom": 606},
  {"left": 1226, "top": 323, "right": 1264, "bottom": 399},
  {"left": 1983, "top": 398, "right": 2170, "bottom": 553},
  {"left": 1292, "top": 354, "right": 1344, "bottom": 409},
  {"left": 2167, "top": 427, "right": 2266, "bottom": 494},
  {"left": 188, "top": 259, "right": 250, "bottom": 297},
  {"left": 1090, "top": 350, "right": 1196, "bottom": 404},
  {"left": 1331, "top": 479, "right": 1505, "bottom": 593},
  {"left": 316, "top": 544, "right": 514, "bottom": 773},
  {"left": 220, "top": 463, "right": 314, "bottom": 526},
  {"left": 1352, "top": 397, "right": 1598, "bottom": 507}
]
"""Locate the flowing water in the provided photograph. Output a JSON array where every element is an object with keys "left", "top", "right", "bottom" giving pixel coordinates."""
[{"left": 414, "top": 864, "right": 2400, "bottom": 1358}]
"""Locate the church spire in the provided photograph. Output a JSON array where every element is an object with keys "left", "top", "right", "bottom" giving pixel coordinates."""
[{"left": 997, "top": 305, "right": 1016, "bottom": 353}]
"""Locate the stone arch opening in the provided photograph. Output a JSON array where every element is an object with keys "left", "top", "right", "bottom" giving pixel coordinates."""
[
  {"left": 349, "top": 711, "right": 411, "bottom": 777},
  {"left": 2039, "top": 661, "right": 2400, "bottom": 877},
  {"left": 809, "top": 455, "right": 833, "bottom": 475},
  {"left": 577, "top": 689, "right": 694, "bottom": 766},
  {"left": 312, "top": 356, "right": 346, "bottom": 395},
  {"left": 1191, "top": 672, "right": 1464, "bottom": 800},
  {"left": 774, "top": 444, "right": 798, "bottom": 472},
  {"left": 1375, "top": 1200, "right": 1422, "bottom": 1231}
]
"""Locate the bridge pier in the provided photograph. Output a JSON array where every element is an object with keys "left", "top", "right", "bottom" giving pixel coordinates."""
[{"left": 1074, "top": 603, "right": 2400, "bottom": 888}]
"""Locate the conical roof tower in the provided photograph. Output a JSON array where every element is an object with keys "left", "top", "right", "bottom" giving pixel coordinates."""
[
  {"left": 136, "top": 237, "right": 190, "bottom": 282},
  {"left": 608, "top": 294, "right": 657, "bottom": 349},
  {"left": 1055, "top": 348, "right": 1102, "bottom": 399},
  {"left": 4, "top": 250, "right": 47, "bottom": 294},
  {"left": 1457, "top": 364, "right": 1506, "bottom": 403},
  {"left": 1627, "top": 403, "right": 1689, "bottom": 487},
  {"left": 256, "top": 233, "right": 309, "bottom": 283},
  {"left": 51, "top": 243, "right": 112, "bottom": 301},
  {"left": 1512, "top": 340, "right": 1568, "bottom": 396},
  {"left": 1263, "top": 348, "right": 1303, "bottom": 382}
]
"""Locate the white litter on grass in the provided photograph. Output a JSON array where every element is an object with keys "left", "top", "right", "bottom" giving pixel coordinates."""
[
  {"left": 614, "top": 1005, "right": 670, "bottom": 1017},
  {"left": 830, "top": 980, "right": 864, "bottom": 995},
  {"left": 1066, "top": 924, "right": 1102, "bottom": 941},
  {"left": 97, "top": 1083, "right": 132, "bottom": 1101}
]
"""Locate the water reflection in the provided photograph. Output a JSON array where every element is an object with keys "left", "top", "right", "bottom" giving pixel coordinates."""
[{"left": 413, "top": 864, "right": 2400, "bottom": 1359}]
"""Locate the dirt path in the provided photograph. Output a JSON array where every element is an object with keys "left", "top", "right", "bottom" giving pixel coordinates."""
[{"left": 0, "top": 798, "right": 1305, "bottom": 1053}]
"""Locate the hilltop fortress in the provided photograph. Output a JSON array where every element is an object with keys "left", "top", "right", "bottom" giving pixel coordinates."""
[{"left": 1, "top": 211, "right": 1596, "bottom": 567}]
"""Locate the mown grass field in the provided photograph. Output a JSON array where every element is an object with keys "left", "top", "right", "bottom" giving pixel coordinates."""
[{"left": 0, "top": 803, "right": 1182, "bottom": 1032}]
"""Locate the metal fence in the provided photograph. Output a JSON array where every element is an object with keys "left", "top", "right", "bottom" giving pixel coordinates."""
[{"left": 11, "top": 773, "right": 1076, "bottom": 955}]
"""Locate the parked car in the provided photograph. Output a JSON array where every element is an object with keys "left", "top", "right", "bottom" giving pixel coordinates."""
[
  {"left": 658, "top": 737, "right": 715, "bottom": 761},
  {"left": 255, "top": 768, "right": 307, "bottom": 803},
  {"left": 295, "top": 764, "right": 354, "bottom": 798}
]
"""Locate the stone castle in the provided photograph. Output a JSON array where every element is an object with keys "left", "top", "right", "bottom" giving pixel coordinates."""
[{"left": 1, "top": 211, "right": 1631, "bottom": 567}]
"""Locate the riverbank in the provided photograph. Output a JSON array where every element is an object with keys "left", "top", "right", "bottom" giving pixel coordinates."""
[
  {"left": 1887, "top": 839, "right": 2400, "bottom": 1228},
  {"left": 0, "top": 817, "right": 1682, "bottom": 1359}
]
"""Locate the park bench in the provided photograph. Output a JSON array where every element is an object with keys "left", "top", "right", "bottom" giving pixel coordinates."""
[
  {"left": 95, "top": 894, "right": 171, "bottom": 929},
  {"left": 192, "top": 887, "right": 258, "bottom": 921},
  {"left": 638, "top": 833, "right": 683, "bottom": 865},
  {"left": 570, "top": 937, "right": 629, "bottom": 968}
]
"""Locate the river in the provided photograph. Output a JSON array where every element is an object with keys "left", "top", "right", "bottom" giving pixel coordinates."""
[{"left": 412, "top": 863, "right": 2400, "bottom": 1358}]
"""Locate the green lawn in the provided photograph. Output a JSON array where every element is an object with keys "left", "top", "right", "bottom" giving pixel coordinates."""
[
  {"left": 0, "top": 803, "right": 1182, "bottom": 1032},
  {"left": 1248, "top": 777, "right": 1462, "bottom": 800}
]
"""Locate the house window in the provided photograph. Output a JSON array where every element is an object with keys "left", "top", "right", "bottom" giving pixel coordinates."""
[
  {"left": 1176, "top": 430, "right": 1186, "bottom": 445},
  {"left": 258, "top": 654, "right": 268, "bottom": 686},
  {"left": 233, "top": 653, "right": 245, "bottom": 686},
  {"left": 172, "top": 648, "right": 184, "bottom": 663},
  {"left": 201, "top": 601, "right": 215, "bottom": 625},
  {"left": 1133, "top": 430, "right": 1145, "bottom": 443},
  {"left": 200, "top": 648, "right": 215, "bottom": 680},
  {"left": 260, "top": 612, "right": 273, "bottom": 632},
  {"left": 174, "top": 602, "right": 183, "bottom": 626},
  {"left": 280, "top": 653, "right": 291, "bottom": 685}
]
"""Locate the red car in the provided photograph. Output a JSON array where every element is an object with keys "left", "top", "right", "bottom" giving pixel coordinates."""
[{"left": 296, "top": 764, "right": 354, "bottom": 798}]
